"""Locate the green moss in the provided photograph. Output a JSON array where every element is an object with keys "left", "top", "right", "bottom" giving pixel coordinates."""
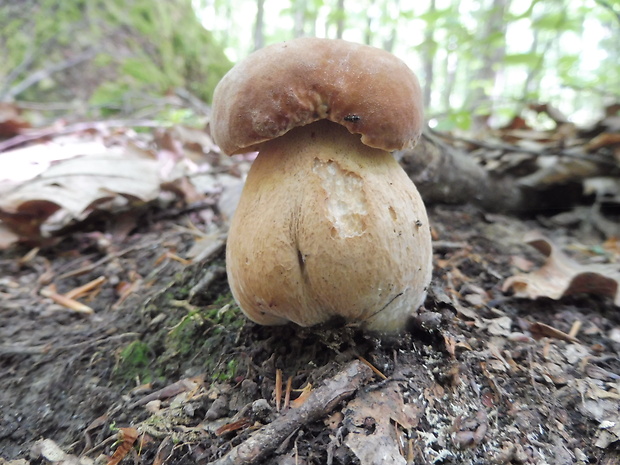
[
  {"left": 165, "top": 308, "right": 207, "bottom": 356},
  {"left": 115, "top": 340, "right": 155, "bottom": 383},
  {"left": 212, "top": 359, "right": 238, "bottom": 382},
  {"left": 155, "top": 293, "right": 245, "bottom": 380}
]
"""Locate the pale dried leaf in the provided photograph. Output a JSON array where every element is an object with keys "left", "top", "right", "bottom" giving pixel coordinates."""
[
  {"left": 1, "top": 150, "right": 161, "bottom": 214},
  {"left": 485, "top": 316, "right": 513, "bottom": 336},
  {"left": 344, "top": 384, "right": 421, "bottom": 465},
  {"left": 0, "top": 138, "right": 111, "bottom": 189},
  {"left": 517, "top": 155, "right": 598, "bottom": 188},
  {"left": 0, "top": 459, "right": 30, "bottom": 465},
  {"left": 0, "top": 148, "right": 164, "bottom": 244},
  {"left": 29, "top": 438, "right": 94, "bottom": 465},
  {"left": 0, "top": 224, "right": 19, "bottom": 249},
  {"left": 502, "top": 232, "right": 620, "bottom": 306}
]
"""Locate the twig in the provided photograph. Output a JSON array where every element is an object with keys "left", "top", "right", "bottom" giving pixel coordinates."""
[
  {"left": 0, "top": 119, "right": 171, "bottom": 153},
  {"left": 275, "top": 369, "right": 283, "bottom": 412},
  {"left": 56, "top": 243, "right": 145, "bottom": 281},
  {"left": 357, "top": 355, "right": 387, "bottom": 380},
  {"left": 593, "top": 0, "right": 620, "bottom": 24},
  {"left": 211, "top": 360, "right": 373, "bottom": 465},
  {"left": 4, "top": 49, "right": 97, "bottom": 101},
  {"left": 15, "top": 101, "right": 82, "bottom": 111},
  {"left": 174, "top": 87, "right": 212, "bottom": 116},
  {"left": 0, "top": 332, "right": 139, "bottom": 357},
  {"left": 429, "top": 129, "right": 617, "bottom": 168},
  {"left": 284, "top": 376, "right": 293, "bottom": 410},
  {"left": 40, "top": 285, "right": 94, "bottom": 314},
  {"left": 0, "top": 46, "right": 36, "bottom": 98},
  {"left": 188, "top": 264, "right": 227, "bottom": 301}
]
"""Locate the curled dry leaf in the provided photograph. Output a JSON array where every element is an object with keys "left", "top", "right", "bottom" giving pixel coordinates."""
[
  {"left": 502, "top": 232, "right": 620, "bottom": 306},
  {"left": 290, "top": 383, "right": 313, "bottom": 409},
  {"left": 0, "top": 148, "right": 162, "bottom": 246}
]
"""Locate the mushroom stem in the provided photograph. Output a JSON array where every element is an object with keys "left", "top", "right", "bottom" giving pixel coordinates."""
[{"left": 227, "top": 120, "right": 432, "bottom": 332}]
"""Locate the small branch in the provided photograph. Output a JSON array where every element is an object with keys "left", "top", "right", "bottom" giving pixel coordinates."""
[
  {"left": 0, "top": 332, "right": 139, "bottom": 357},
  {"left": 212, "top": 360, "right": 373, "bottom": 465},
  {"left": 174, "top": 87, "right": 212, "bottom": 116},
  {"left": 16, "top": 101, "right": 83, "bottom": 111},
  {"left": 593, "top": 0, "right": 620, "bottom": 24},
  {"left": 560, "top": 83, "right": 620, "bottom": 99},
  {"left": 0, "top": 119, "right": 171, "bottom": 153},
  {"left": 430, "top": 129, "right": 618, "bottom": 168},
  {"left": 0, "top": 46, "right": 37, "bottom": 99},
  {"left": 4, "top": 49, "right": 97, "bottom": 101}
]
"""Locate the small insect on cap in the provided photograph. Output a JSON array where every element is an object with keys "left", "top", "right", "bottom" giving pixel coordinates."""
[{"left": 211, "top": 37, "right": 424, "bottom": 155}]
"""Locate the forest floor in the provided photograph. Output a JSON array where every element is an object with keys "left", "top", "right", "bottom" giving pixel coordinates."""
[
  {"left": 0, "top": 107, "right": 619, "bottom": 464},
  {"left": 1, "top": 200, "right": 620, "bottom": 465}
]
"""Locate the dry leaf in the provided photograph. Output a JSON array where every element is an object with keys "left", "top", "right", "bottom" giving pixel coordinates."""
[
  {"left": 32, "top": 438, "right": 67, "bottom": 462},
  {"left": 485, "top": 316, "right": 513, "bottom": 337},
  {"left": 0, "top": 102, "right": 30, "bottom": 138},
  {"left": 517, "top": 156, "right": 598, "bottom": 188},
  {"left": 527, "top": 321, "right": 579, "bottom": 343},
  {"left": 0, "top": 148, "right": 163, "bottom": 245},
  {"left": 344, "top": 384, "right": 422, "bottom": 465},
  {"left": 502, "top": 232, "right": 620, "bottom": 306},
  {"left": 290, "top": 383, "right": 313, "bottom": 408},
  {"left": 107, "top": 427, "right": 139, "bottom": 465},
  {"left": 214, "top": 418, "right": 252, "bottom": 436},
  {"left": 30, "top": 437, "right": 94, "bottom": 465},
  {"left": 585, "top": 132, "right": 620, "bottom": 152}
]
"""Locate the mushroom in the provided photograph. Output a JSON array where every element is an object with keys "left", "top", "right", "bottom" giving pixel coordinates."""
[{"left": 211, "top": 37, "right": 432, "bottom": 332}]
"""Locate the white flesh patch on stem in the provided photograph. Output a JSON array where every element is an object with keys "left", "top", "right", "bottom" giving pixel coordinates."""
[{"left": 312, "top": 158, "right": 367, "bottom": 238}]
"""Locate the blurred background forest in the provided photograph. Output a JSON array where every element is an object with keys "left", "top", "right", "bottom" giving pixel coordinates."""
[{"left": 0, "top": 0, "right": 618, "bottom": 132}]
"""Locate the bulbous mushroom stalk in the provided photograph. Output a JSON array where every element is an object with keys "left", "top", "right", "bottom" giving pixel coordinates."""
[{"left": 211, "top": 38, "right": 432, "bottom": 332}]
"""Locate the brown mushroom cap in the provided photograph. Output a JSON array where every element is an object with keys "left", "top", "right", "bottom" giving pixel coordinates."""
[{"left": 211, "top": 37, "right": 424, "bottom": 155}]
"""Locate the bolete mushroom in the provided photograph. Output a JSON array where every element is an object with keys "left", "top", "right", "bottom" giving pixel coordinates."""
[{"left": 211, "top": 37, "right": 432, "bottom": 332}]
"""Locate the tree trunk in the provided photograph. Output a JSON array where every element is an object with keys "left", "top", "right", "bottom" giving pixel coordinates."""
[
  {"left": 294, "top": 0, "right": 305, "bottom": 38},
  {"left": 397, "top": 133, "right": 523, "bottom": 212},
  {"left": 442, "top": 52, "right": 457, "bottom": 113},
  {"left": 421, "top": 0, "right": 436, "bottom": 109},
  {"left": 336, "top": 0, "right": 345, "bottom": 39},
  {"left": 465, "top": 0, "right": 510, "bottom": 129},
  {"left": 521, "top": 28, "right": 540, "bottom": 99},
  {"left": 253, "top": 0, "right": 265, "bottom": 51},
  {"left": 364, "top": 15, "right": 372, "bottom": 45},
  {"left": 382, "top": 0, "right": 399, "bottom": 52},
  {"left": 521, "top": 6, "right": 567, "bottom": 108}
]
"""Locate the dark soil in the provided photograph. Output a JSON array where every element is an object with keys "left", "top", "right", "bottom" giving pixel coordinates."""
[{"left": 1, "top": 203, "right": 619, "bottom": 464}]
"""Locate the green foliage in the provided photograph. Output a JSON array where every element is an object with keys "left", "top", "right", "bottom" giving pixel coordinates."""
[
  {"left": 89, "top": 82, "right": 131, "bottom": 112},
  {"left": 156, "top": 108, "right": 204, "bottom": 126},
  {"left": 0, "top": 0, "right": 231, "bottom": 111},
  {"left": 435, "top": 110, "right": 472, "bottom": 131},
  {"left": 504, "top": 52, "right": 543, "bottom": 67},
  {"left": 94, "top": 0, "right": 232, "bottom": 105}
]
